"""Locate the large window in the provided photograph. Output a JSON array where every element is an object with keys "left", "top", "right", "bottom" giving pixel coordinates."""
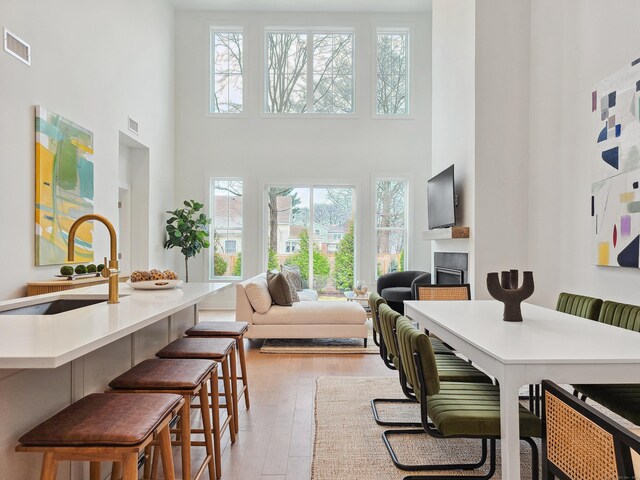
[
  {"left": 376, "top": 179, "right": 408, "bottom": 276},
  {"left": 266, "top": 30, "right": 354, "bottom": 114},
  {"left": 210, "top": 179, "right": 243, "bottom": 279},
  {"left": 210, "top": 28, "right": 243, "bottom": 114},
  {"left": 265, "top": 185, "right": 356, "bottom": 296},
  {"left": 376, "top": 29, "right": 410, "bottom": 116}
]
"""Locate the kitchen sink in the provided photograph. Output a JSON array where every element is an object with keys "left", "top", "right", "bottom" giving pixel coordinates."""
[{"left": 0, "top": 298, "right": 108, "bottom": 315}]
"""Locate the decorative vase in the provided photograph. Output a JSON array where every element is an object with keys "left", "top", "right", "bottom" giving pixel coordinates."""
[
  {"left": 354, "top": 280, "right": 368, "bottom": 296},
  {"left": 486, "top": 270, "right": 534, "bottom": 322}
]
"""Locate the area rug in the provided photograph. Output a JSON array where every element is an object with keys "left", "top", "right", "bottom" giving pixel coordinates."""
[
  {"left": 260, "top": 333, "right": 378, "bottom": 354},
  {"left": 312, "top": 376, "right": 539, "bottom": 479}
]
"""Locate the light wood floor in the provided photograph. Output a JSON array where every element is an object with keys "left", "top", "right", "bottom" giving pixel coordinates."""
[{"left": 166, "top": 310, "right": 394, "bottom": 480}]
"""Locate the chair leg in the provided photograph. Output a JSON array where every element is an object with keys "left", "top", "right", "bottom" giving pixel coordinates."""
[
  {"left": 90, "top": 462, "right": 101, "bottom": 480},
  {"left": 401, "top": 439, "right": 497, "bottom": 480},
  {"left": 112, "top": 461, "right": 123, "bottom": 480},
  {"left": 40, "top": 452, "right": 58, "bottom": 480},
  {"left": 371, "top": 398, "right": 422, "bottom": 427},
  {"left": 210, "top": 367, "right": 222, "bottom": 478},
  {"left": 364, "top": 338, "right": 368, "bottom": 348},
  {"left": 220, "top": 357, "right": 236, "bottom": 443},
  {"left": 237, "top": 336, "right": 250, "bottom": 409},
  {"left": 180, "top": 397, "right": 191, "bottom": 480},
  {"left": 158, "top": 424, "right": 176, "bottom": 480},
  {"left": 199, "top": 379, "right": 217, "bottom": 480},
  {"left": 142, "top": 446, "right": 152, "bottom": 479},
  {"left": 229, "top": 345, "right": 239, "bottom": 434},
  {"left": 123, "top": 452, "right": 139, "bottom": 480},
  {"left": 373, "top": 330, "right": 380, "bottom": 347},
  {"left": 382, "top": 429, "right": 489, "bottom": 472}
]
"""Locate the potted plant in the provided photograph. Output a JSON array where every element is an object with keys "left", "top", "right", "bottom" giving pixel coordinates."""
[{"left": 164, "top": 200, "right": 211, "bottom": 282}]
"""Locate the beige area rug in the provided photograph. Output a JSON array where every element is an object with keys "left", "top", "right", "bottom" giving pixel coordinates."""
[{"left": 312, "top": 376, "right": 539, "bottom": 479}]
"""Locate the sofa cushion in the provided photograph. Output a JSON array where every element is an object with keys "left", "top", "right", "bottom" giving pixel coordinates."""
[
  {"left": 267, "top": 271, "right": 293, "bottom": 306},
  {"left": 252, "top": 300, "right": 366, "bottom": 326},
  {"left": 281, "top": 265, "right": 303, "bottom": 291},
  {"left": 298, "top": 289, "right": 319, "bottom": 301},
  {"left": 381, "top": 286, "right": 412, "bottom": 302},
  {"left": 245, "top": 276, "right": 272, "bottom": 314}
]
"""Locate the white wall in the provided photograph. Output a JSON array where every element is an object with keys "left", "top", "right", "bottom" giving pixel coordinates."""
[
  {"left": 528, "top": 0, "right": 640, "bottom": 307},
  {"left": 431, "top": 0, "right": 476, "bottom": 293},
  {"left": 175, "top": 11, "right": 432, "bottom": 307},
  {"left": 0, "top": 0, "right": 176, "bottom": 300},
  {"left": 473, "top": 0, "right": 531, "bottom": 297}
]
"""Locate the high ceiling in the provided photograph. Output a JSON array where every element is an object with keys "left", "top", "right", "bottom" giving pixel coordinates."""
[{"left": 170, "top": 0, "right": 431, "bottom": 13}]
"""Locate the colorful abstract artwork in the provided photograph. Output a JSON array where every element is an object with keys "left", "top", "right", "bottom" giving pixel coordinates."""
[
  {"left": 35, "top": 106, "right": 95, "bottom": 265},
  {"left": 592, "top": 61, "right": 640, "bottom": 267}
]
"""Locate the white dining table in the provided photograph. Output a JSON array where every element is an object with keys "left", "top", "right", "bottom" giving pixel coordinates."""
[{"left": 404, "top": 299, "right": 640, "bottom": 479}]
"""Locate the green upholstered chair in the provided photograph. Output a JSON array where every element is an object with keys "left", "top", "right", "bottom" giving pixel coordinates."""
[
  {"left": 382, "top": 316, "right": 540, "bottom": 479},
  {"left": 372, "top": 305, "right": 492, "bottom": 428},
  {"left": 555, "top": 292, "right": 603, "bottom": 320},
  {"left": 368, "top": 292, "right": 386, "bottom": 348},
  {"left": 573, "top": 300, "right": 640, "bottom": 425},
  {"left": 542, "top": 380, "right": 640, "bottom": 480}
]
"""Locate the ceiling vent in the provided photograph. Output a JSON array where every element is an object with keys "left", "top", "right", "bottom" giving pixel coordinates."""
[
  {"left": 3, "top": 28, "right": 31, "bottom": 66},
  {"left": 128, "top": 117, "right": 139, "bottom": 135}
]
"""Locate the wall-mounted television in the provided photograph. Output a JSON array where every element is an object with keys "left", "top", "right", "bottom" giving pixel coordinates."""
[{"left": 427, "top": 165, "right": 456, "bottom": 230}]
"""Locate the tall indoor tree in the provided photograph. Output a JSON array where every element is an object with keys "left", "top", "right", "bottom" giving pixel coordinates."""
[{"left": 164, "top": 200, "right": 211, "bottom": 282}]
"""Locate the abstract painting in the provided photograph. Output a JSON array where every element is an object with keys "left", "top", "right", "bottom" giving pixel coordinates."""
[
  {"left": 592, "top": 60, "right": 640, "bottom": 267},
  {"left": 35, "top": 106, "right": 94, "bottom": 265}
]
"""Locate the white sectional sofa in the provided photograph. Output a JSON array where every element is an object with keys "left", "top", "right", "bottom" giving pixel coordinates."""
[{"left": 236, "top": 273, "right": 368, "bottom": 343}]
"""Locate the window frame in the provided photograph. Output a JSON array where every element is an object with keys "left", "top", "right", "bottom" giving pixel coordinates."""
[
  {"left": 374, "top": 177, "right": 409, "bottom": 278},
  {"left": 208, "top": 26, "right": 245, "bottom": 117},
  {"left": 263, "top": 26, "right": 357, "bottom": 118},
  {"left": 209, "top": 177, "right": 244, "bottom": 280},
  {"left": 372, "top": 26, "right": 413, "bottom": 119}
]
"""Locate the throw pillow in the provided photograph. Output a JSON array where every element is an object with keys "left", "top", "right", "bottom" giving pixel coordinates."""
[
  {"left": 285, "top": 276, "right": 300, "bottom": 302},
  {"left": 281, "top": 264, "right": 303, "bottom": 291},
  {"left": 245, "top": 277, "right": 272, "bottom": 314},
  {"left": 267, "top": 270, "right": 293, "bottom": 306}
]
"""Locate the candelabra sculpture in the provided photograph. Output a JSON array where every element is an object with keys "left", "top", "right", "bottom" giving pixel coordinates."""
[{"left": 486, "top": 270, "right": 534, "bottom": 322}]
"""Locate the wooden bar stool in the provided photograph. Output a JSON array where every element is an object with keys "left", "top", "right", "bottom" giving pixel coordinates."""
[
  {"left": 156, "top": 337, "right": 239, "bottom": 439},
  {"left": 16, "top": 392, "right": 182, "bottom": 480},
  {"left": 185, "top": 321, "right": 251, "bottom": 410},
  {"left": 108, "top": 359, "right": 220, "bottom": 480}
]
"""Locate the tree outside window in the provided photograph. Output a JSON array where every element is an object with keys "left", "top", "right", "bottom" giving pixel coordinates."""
[
  {"left": 376, "top": 30, "right": 409, "bottom": 115},
  {"left": 210, "top": 29, "right": 243, "bottom": 114},
  {"left": 266, "top": 31, "right": 354, "bottom": 114},
  {"left": 376, "top": 179, "right": 408, "bottom": 276}
]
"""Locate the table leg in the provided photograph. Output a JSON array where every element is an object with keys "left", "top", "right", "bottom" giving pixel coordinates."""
[{"left": 499, "top": 378, "right": 522, "bottom": 479}]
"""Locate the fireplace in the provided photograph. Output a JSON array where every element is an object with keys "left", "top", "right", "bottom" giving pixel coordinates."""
[{"left": 434, "top": 252, "right": 468, "bottom": 285}]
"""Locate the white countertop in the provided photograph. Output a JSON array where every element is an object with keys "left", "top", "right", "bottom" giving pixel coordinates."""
[{"left": 0, "top": 282, "right": 230, "bottom": 369}]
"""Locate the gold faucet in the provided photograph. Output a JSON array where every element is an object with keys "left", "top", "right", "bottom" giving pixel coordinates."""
[{"left": 67, "top": 214, "right": 120, "bottom": 304}]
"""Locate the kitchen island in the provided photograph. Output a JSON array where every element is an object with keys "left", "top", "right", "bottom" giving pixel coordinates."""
[{"left": 0, "top": 281, "right": 230, "bottom": 479}]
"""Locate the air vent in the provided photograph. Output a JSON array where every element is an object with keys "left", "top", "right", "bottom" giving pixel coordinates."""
[
  {"left": 3, "top": 28, "right": 30, "bottom": 66},
  {"left": 128, "top": 117, "right": 139, "bottom": 135}
]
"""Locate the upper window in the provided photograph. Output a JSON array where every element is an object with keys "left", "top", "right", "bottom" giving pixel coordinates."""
[
  {"left": 376, "top": 30, "right": 410, "bottom": 116},
  {"left": 266, "top": 30, "right": 354, "bottom": 114},
  {"left": 376, "top": 179, "right": 408, "bottom": 277},
  {"left": 210, "top": 179, "right": 243, "bottom": 279},
  {"left": 210, "top": 28, "right": 243, "bottom": 114}
]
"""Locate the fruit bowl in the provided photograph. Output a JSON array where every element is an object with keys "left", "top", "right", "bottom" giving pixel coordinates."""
[{"left": 126, "top": 279, "right": 184, "bottom": 290}]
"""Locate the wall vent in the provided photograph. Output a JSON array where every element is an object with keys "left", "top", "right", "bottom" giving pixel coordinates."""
[
  {"left": 3, "top": 28, "right": 31, "bottom": 66},
  {"left": 128, "top": 117, "right": 139, "bottom": 135}
]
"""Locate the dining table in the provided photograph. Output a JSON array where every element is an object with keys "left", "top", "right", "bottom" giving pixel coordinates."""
[{"left": 404, "top": 299, "right": 640, "bottom": 479}]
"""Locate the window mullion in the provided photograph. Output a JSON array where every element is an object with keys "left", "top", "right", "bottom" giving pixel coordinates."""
[{"left": 306, "top": 32, "right": 313, "bottom": 113}]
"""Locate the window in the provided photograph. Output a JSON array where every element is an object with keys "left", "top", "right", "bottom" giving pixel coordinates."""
[
  {"left": 210, "top": 179, "right": 243, "bottom": 279},
  {"left": 265, "top": 185, "right": 356, "bottom": 295},
  {"left": 376, "top": 179, "right": 408, "bottom": 276},
  {"left": 266, "top": 30, "right": 354, "bottom": 114},
  {"left": 210, "top": 28, "right": 243, "bottom": 114},
  {"left": 376, "top": 30, "right": 409, "bottom": 116}
]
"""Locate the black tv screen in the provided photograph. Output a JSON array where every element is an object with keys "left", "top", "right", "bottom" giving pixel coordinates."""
[{"left": 427, "top": 165, "right": 456, "bottom": 229}]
